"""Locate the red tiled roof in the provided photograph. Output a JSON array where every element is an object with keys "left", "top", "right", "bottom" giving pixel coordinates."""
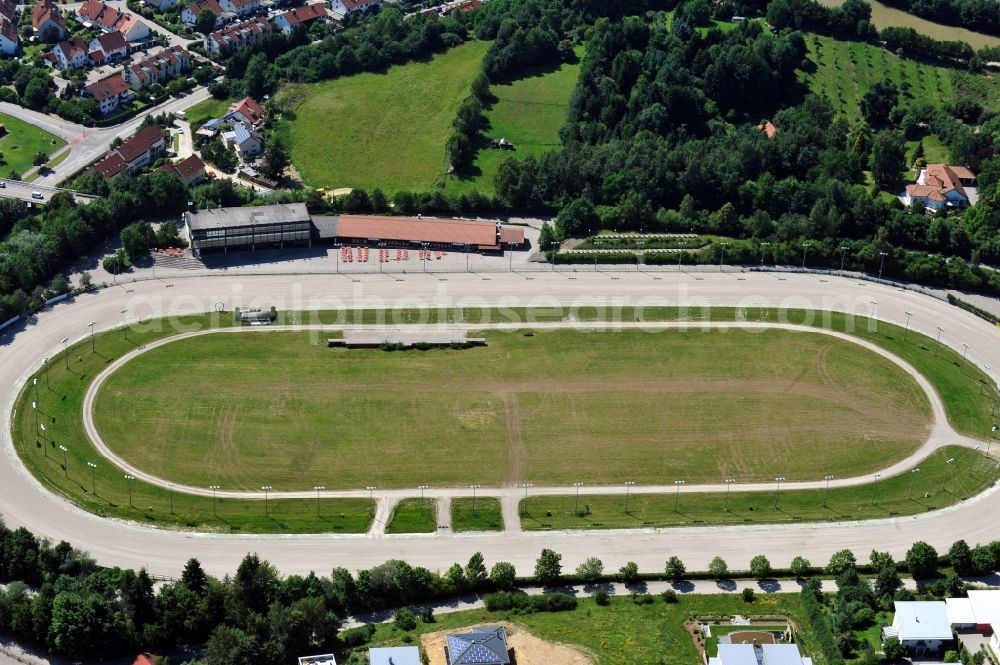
[
  {"left": 341, "top": 0, "right": 378, "bottom": 9},
  {"left": 115, "top": 125, "right": 164, "bottom": 163},
  {"left": 920, "top": 164, "right": 973, "bottom": 200},
  {"left": 55, "top": 36, "right": 88, "bottom": 58},
  {"left": 0, "top": 0, "right": 16, "bottom": 22},
  {"left": 337, "top": 215, "right": 498, "bottom": 246},
  {"left": 157, "top": 154, "right": 205, "bottom": 180},
  {"left": 95, "top": 152, "right": 127, "bottom": 178},
  {"left": 228, "top": 96, "right": 264, "bottom": 125},
  {"left": 280, "top": 3, "right": 325, "bottom": 25},
  {"left": 189, "top": 0, "right": 224, "bottom": 16},
  {"left": 0, "top": 18, "right": 17, "bottom": 43},
  {"left": 948, "top": 165, "right": 976, "bottom": 180},
  {"left": 758, "top": 120, "right": 777, "bottom": 139},
  {"left": 94, "top": 30, "right": 128, "bottom": 52},
  {"left": 86, "top": 75, "right": 129, "bottom": 101},
  {"left": 498, "top": 226, "right": 524, "bottom": 245},
  {"left": 77, "top": 0, "right": 105, "bottom": 20},
  {"left": 132, "top": 654, "right": 156, "bottom": 665}
]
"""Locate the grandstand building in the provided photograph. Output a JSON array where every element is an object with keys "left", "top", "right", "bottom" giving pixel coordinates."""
[{"left": 184, "top": 203, "right": 312, "bottom": 256}]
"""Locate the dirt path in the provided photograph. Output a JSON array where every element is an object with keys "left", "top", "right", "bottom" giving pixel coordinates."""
[{"left": 420, "top": 622, "right": 594, "bottom": 665}]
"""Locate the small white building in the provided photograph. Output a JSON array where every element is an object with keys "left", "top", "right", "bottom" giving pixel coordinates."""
[
  {"left": 369, "top": 647, "right": 419, "bottom": 665},
  {"left": 884, "top": 601, "right": 953, "bottom": 655}
]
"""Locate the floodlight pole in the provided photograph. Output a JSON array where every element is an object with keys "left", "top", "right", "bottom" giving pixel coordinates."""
[
  {"left": 573, "top": 482, "right": 583, "bottom": 514},
  {"left": 261, "top": 485, "right": 272, "bottom": 516},
  {"left": 366, "top": 485, "right": 376, "bottom": 502},
  {"left": 935, "top": 326, "right": 943, "bottom": 357},
  {"left": 908, "top": 468, "right": 920, "bottom": 499},
  {"left": 962, "top": 344, "right": 970, "bottom": 375},
  {"left": 43, "top": 356, "right": 49, "bottom": 388},
  {"left": 904, "top": 311, "right": 914, "bottom": 341},
  {"left": 89, "top": 321, "right": 96, "bottom": 353},
  {"left": 470, "top": 484, "right": 481, "bottom": 513},
  {"left": 210, "top": 485, "right": 220, "bottom": 516},
  {"left": 942, "top": 458, "right": 955, "bottom": 491},
  {"left": 870, "top": 474, "right": 880, "bottom": 505},
  {"left": 125, "top": 474, "right": 134, "bottom": 507},
  {"left": 823, "top": 474, "right": 834, "bottom": 506},
  {"left": 870, "top": 300, "right": 878, "bottom": 331},
  {"left": 801, "top": 243, "right": 809, "bottom": 269},
  {"left": 673, "top": 480, "right": 685, "bottom": 512},
  {"left": 724, "top": 479, "right": 736, "bottom": 511},
  {"left": 122, "top": 308, "right": 128, "bottom": 341},
  {"left": 87, "top": 461, "right": 97, "bottom": 495},
  {"left": 839, "top": 245, "right": 849, "bottom": 273},
  {"left": 719, "top": 243, "right": 728, "bottom": 271},
  {"left": 522, "top": 482, "right": 533, "bottom": 499},
  {"left": 773, "top": 476, "right": 785, "bottom": 509},
  {"left": 59, "top": 445, "right": 68, "bottom": 476},
  {"left": 624, "top": 481, "right": 635, "bottom": 513},
  {"left": 32, "top": 399, "right": 38, "bottom": 435},
  {"left": 760, "top": 242, "right": 770, "bottom": 266},
  {"left": 878, "top": 251, "right": 888, "bottom": 280},
  {"left": 62, "top": 337, "right": 69, "bottom": 369},
  {"left": 417, "top": 485, "right": 428, "bottom": 513},
  {"left": 314, "top": 485, "right": 325, "bottom": 516}
]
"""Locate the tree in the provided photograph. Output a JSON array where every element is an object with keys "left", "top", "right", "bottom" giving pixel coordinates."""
[
  {"left": 750, "top": 555, "right": 772, "bottom": 579},
  {"left": 489, "top": 562, "right": 516, "bottom": 590},
  {"left": 618, "top": 561, "right": 639, "bottom": 583},
  {"left": 948, "top": 540, "right": 973, "bottom": 576},
  {"left": 575, "top": 557, "right": 603, "bottom": 582},
  {"left": 534, "top": 549, "right": 562, "bottom": 584},
  {"left": 262, "top": 139, "right": 290, "bottom": 181},
  {"left": 33, "top": 152, "right": 48, "bottom": 167},
  {"left": 870, "top": 550, "right": 895, "bottom": 571},
  {"left": 860, "top": 79, "right": 898, "bottom": 126},
  {"left": 182, "top": 558, "right": 207, "bottom": 595},
  {"left": 826, "top": 549, "right": 857, "bottom": 576},
  {"left": 874, "top": 565, "right": 902, "bottom": 599},
  {"left": 905, "top": 541, "right": 939, "bottom": 579},
  {"left": 664, "top": 556, "right": 686, "bottom": 581},
  {"left": 872, "top": 130, "right": 906, "bottom": 190},
  {"left": 23, "top": 78, "right": 48, "bottom": 111},
  {"left": 465, "top": 552, "right": 487, "bottom": 588},
  {"left": 537, "top": 221, "right": 555, "bottom": 250},
  {"left": 120, "top": 222, "right": 152, "bottom": 262},
  {"left": 790, "top": 556, "right": 811, "bottom": 578},
  {"left": 196, "top": 8, "right": 217, "bottom": 36},
  {"left": 244, "top": 53, "right": 268, "bottom": 100},
  {"left": 883, "top": 636, "right": 904, "bottom": 661},
  {"left": 393, "top": 607, "right": 416, "bottom": 631},
  {"left": 555, "top": 198, "right": 598, "bottom": 239},
  {"left": 708, "top": 556, "right": 729, "bottom": 579}
]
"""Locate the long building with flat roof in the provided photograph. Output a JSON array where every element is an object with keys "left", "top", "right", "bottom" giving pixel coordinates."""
[
  {"left": 314, "top": 214, "right": 525, "bottom": 252},
  {"left": 185, "top": 203, "right": 311, "bottom": 256}
]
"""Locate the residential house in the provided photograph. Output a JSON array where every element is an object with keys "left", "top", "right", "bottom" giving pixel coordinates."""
[
  {"left": 368, "top": 647, "right": 419, "bottom": 665},
  {"left": 297, "top": 656, "right": 335, "bottom": 665},
  {"left": 221, "top": 121, "right": 263, "bottom": 161},
  {"left": 947, "top": 590, "right": 1000, "bottom": 661},
  {"left": 155, "top": 154, "right": 206, "bottom": 185},
  {"left": 205, "top": 17, "right": 269, "bottom": 55},
  {"left": 0, "top": 0, "right": 14, "bottom": 22},
  {"left": 123, "top": 45, "right": 190, "bottom": 90},
  {"left": 89, "top": 31, "right": 129, "bottom": 63},
  {"left": 52, "top": 37, "right": 89, "bottom": 69},
  {"left": 77, "top": 1, "right": 149, "bottom": 41},
  {"left": 273, "top": 3, "right": 326, "bottom": 33},
  {"left": 220, "top": 0, "right": 259, "bottom": 17},
  {"left": 93, "top": 125, "right": 165, "bottom": 178},
  {"left": 0, "top": 18, "right": 19, "bottom": 55},
  {"left": 195, "top": 117, "right": 222, "bottom": 138},
  {"left": 330, "top": 0, "right": 380, "bottom": 15},
  {"left": 904, "top": 163, "right": 977, "bottom": 210},
  {"left": 710, "top": 644, "right": 813, "bottom": 665},
  {"left": 883, "top": 601, "right": 953, "bottom": 655},
  {"left": 144, "top": 0, "right": 177, "bottom": 10},
  {"left": 182, "top": 0, "right": 227, "bottom": 28},
  {"left": 224, "top": 96, "right": 264, "bottom": 127},
  {"left": 84, "top": 75, "right": 133, "bottom": 115},
  {"left": 114, "top": 13, "right": 149, "bottom": 41},
  {"left": 758, "top": 120, "right": 777, "bottom": 139},
  {"left": 445, "top": 626, "right": 510, "bottom": 665},
  {"left": 31, "top": 0, "right": 69, "bottom": 43}
]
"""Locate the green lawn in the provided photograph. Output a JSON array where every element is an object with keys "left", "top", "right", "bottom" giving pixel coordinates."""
[
  {"left": 386, "top": 498, "right": 437, "bottom": 534},
  {"left": 184, "top": 96, "right": 233, "bottom": 129},
  {"left": 276, "top": 40, "right": 490, "bottom": 193},
  {"left": 362, "top": 593, "right": 818, "bottom": 665},
  {"left": 92, "top": 327, "right": 929, "bottom": 489},
  {"left": 452, "top": 497, "right": 502, "bottom": 532},
  {"left": 441, "top": 50, "right": 582, "bottom": 196},
  {"left": 520, "top": 446, "right": 999, "bottom": 530},
  {"left": 13, "top": 306, "right": 997, "bottom": 534},
  {"left": 0, "top": 112, "right": 65, "bottom": 178}
]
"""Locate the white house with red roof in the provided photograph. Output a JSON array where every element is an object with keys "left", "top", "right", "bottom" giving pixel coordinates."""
[
  {"left": 224, "top": 97, "right": 265, "bottom": 127},
  {"left": 220, "top": 0, "right": 259, "bottom": 17},
  {"left": 93, "top": 125, "right": 165, "bottom": 178},
  {"left": 273, "top": 3, "right": 327, "bottom": 33},
  {"left": 330, "top": 0, "right": 380, "bottom": 15},
  {"left": 123, "top": 45, "right": 190, "bottom": 90},
  {"left": 205, "top": 16, "right": 270, "bottom": 55},
  {"left": 182, "top": 0, "right": 228, "bottom": 28},
  {"left": 84, "top": 75, "right": 134, "bottom": 115},
  {"left": 0, "top": 18, "right": 17, "bottom": 55},
  {"left": 89, "top": 31, "right": 129, "bottom": 62},
  {"left": 52, "top": 37, "right": 90, "bottom": 69},
  {"left": 903, "top": 164, "right": 977, "bottom": 211},
  {"left": 32, "top": 0, "right": 69, "bottom": 43},
  {"left": 77, "top": 1, "right": 149, "bottom": 41}
]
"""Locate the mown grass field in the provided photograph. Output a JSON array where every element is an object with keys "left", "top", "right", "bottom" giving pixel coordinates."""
[
  {"left": 520, "top": 446, "right": 999, "bottom": 530},
  {"left": 0, "top": 112, "right": 65, "bottom": 177},
  {"left": 276, "top": 40, "right": 490, "bottom": 193},
  {"left": 452, "top": 497, "right": 502, "bottom": 532},
  {"left": 442, "top": 51, "right": 582, "bottom": 196},
  {"left": 363, "top": 593, "right": 817, "bottom": 665},
  {"left": 386, "top": 497, "right": 437, "bottom": 534},
  {"left": 93, "top": 327, "right": 930, "bottom": 490},
  {"left": 184, "top": 96, "right": 234, "bottom": 129}
]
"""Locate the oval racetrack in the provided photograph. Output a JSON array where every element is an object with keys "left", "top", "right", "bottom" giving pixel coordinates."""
[{"left": 2, "top": 270, "right": 999, "bottom": 577}]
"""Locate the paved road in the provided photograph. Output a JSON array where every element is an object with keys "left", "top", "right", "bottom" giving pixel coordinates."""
[
  {"left": 0, "top": 180, "right": 99, "bottom": 205},
  {"left": 2, "top": 271, "right": 1000, "bottom": 579},
  {"left": 0, "top": 87, "right": 212, "bottom": 187}
]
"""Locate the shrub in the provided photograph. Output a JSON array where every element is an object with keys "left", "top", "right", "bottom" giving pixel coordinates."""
[
  {"left": 483, "top": 592, "right": 577, "bottom": 613},
  {"left": 339, "top": 623, "right": 376, "bottom": 648},
  {"left": 883, "top": 636, "right": 903, "bottom": 661},
  {"left": 618, "top": 561, "right": 639, "bottom": 583},
  {"left": 394, "top": 607, "right": 417, "bottom": 631},
  {"left": 742, "top": 588, "right": 756, "bottom": 603},
  {"left": 419, "top": 605, "right": 434, "bottom": 623},
  {"left": 594, "top": 590, "right": 610, "bottom": 605},
  {"left": 631, "top": 593, "right": 655, "bottom": 605},
  {"left": 708, "top": 556, "right": 729, "bottom": 579},
  {"left": 662, "top": 589, "right": 678, "bottom": 603},
  {"left": 665, "top": 556, "right": 686, "bottom": 581},
  {"left": 790, "top": 556, "right": 811, "bottom": 578}
]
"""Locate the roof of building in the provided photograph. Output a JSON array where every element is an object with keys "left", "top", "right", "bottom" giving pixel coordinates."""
[
  {"left": 946, "top": 598, "right": 977, "bottom": 625},
  {"left": 77, "top": 0, "right": 106, "bottom": 20},
  {"left": 209, "top": 17, "right": 270, "bottom": 50},
  {"left": 157, "top": 154, "right": 205, "bottom": 180},
  {"left": 116, "top": 125, "right": 165, "bottom": 163},
  {"left": 188, "top": 0, "right": 224, "bottom": 16},
  {"left": 55, "top": 36, "right": 88, "bottom": 58},
  {"left": 711, "top": 644, "right": 758, "bottom": 665},
  {"left": 340, "top": 0, "right": 379, "bottom": 9},
  {"left": 335, "top": 215, "right": 499, "bottom": 246},
  {"left": 32, "top": 0, "right": 65, "bottom": 30},
  {"left": 446, "top": 626, "right": 509, "bottom": 665},
  {"left": 892, "top": 601, "right": 952, "bottom": 641},
  {"left": 93, "top": 30, "right": 128, "bottom": 52},
  {"left": 0, "top": 17, "right": 17, "bottom": 42},
  {"left": 94, "top": 152, "right": 128, "bottom": 178},
  {"left": 297, "top": 655, "right": 335, "bottom": 665},
  {"left": 115, "top": 12, "right": 145, "bottom": 35},
  {"left": 965, "top": 590, "right": 1000, "bottom": 628},
  {"left": 86, "top": 75, "right": 130, "bottom": 101},
  {"left": 758, "top": 120, "right": 777, "bottom": 139},
  {"left": 498, "top": 226, "right": 524, "bottom": 245},
  {"left": 368, "top": 646, "right": 420, "bottom": 665},
  {"left": 0, "top": 0, "right": 16, "bottom": 22},
  {"left": 279, "top": 3, "right": 325, "bottom": 25},
  {"left": 228, "top": 97, "right": 264, "bottom": 125},
  {"left": 187, "top": 203, "right": 310, "bottom": 231},
  {"left": 916, "top": 164, "right": 974, "bottom": 202},
  {"left": 132, "top": 654, "right": 156, "bottom": 665},
  {"left": 762, "top": 644, "right": 811, "bottom": 665}
]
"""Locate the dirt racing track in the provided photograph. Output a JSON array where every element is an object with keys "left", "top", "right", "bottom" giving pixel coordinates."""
[{"left": 2, "top": 269, "right": 1000, "bottom": 577}]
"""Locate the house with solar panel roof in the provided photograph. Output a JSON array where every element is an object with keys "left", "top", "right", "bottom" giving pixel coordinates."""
[{"left": 444, "top": 626, "right": 511, "bottom": 665}]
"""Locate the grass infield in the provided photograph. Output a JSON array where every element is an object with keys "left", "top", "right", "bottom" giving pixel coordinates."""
[
  {"left": 92, "top": 327, "right": 929, "bottom": 489},
  {"left": 386, "top": 498, "right": 437, "bottom": 534},
  {"left": 11, "top": 306, "right": 998, "bottom": 534},
  {"left": 519, "top": 446, "right": 999, "bottom": 531},
  {"left": 452, "top": 497, "right": 503, "bottom": 532},
  {"left": 0, "top": 112, "right": 66, "bottom": 177}
]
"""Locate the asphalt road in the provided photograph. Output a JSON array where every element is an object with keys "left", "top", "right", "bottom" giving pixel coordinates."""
[
  {"left": 0, "top": 180, "right": 98, "bottom": 205},
  {"left": 0, "top": 86, "right": 211, "bottom": 188},
  {"left": 2, "top": 271, "right": 1000, "bottom": 578}
]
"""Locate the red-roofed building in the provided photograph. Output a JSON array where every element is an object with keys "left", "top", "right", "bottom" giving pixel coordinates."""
[
  {"left": 32, "top": 0, "right": 69, "bottom": 42},
  {"left": 274, "top": 3, "right": 327, "bottom": 33},
  {"left": 0, "top": 0, "right": 15, "bottom": 22},
  {"left": 0, "top": 18, "right": 18, "bottom": 55},
  {"left": 326, "top": 215, "right": 516, "bottom": 252},
  {"left": 221, "top": 0, "right": 259, "bottom": 17},
  {"left": 224, "top": 97, "right": 264, "bottom": 127},
  {"left": 52, "top": 37, "right": 89, "bottom": 69},
  {"left": 758, "top": 120, "right": 777, "bottom": 139},
  {"left": 92, "top": 125, "right": 165, "bottom": 178},
  {"left": 904, "top": 164, "right": 977, "bottom": 210},
  {"left": 182, "top": 0, "right": 226, "bottom": 29},
  {"left": 77, "top": 1, "right": 149, "bottom": 41},
  {"left": 132, "top": 655, "right": 156, "bottom": 665},
  {"left": 89, "top": 31, "right": 129, "bottom": 62},
  {"left": 84, "top": 75, "right": 134, "bottom": 115},
  {"left": 155, "top": 154, "right": 206, "bottom": 185},
  {"left": 330, "top": 0, "right": 380, "bottom": 15},
  {"left": 205, "top": 16, "right": 270, "bottom": 55},
  {"left": 123, "top": 45, "right": 190, "bottom": 90}
]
